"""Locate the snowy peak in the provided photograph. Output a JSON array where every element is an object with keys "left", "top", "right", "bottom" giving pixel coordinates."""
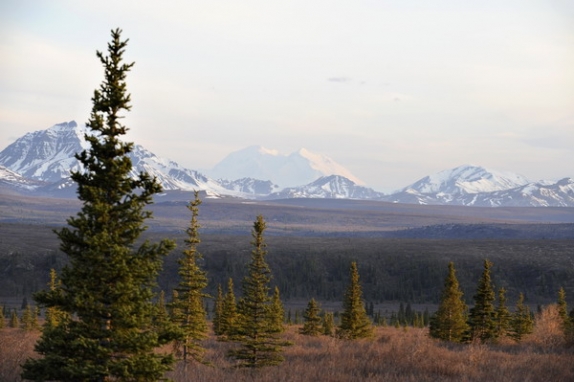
[
  {"left": 269, "top": 175, "right": 383, "bottom": 200},
  {"left": 0, "top": 120, "right": 87, "bottom": 182},
  {"left": 404, "top": 165, "right": 531, "bottom": 195},
  {"left": 210, "top": 146, "right": 363, "bottom": 188},
  {"left": 0, "top": 121, "right": 228, "bottom": 197}
]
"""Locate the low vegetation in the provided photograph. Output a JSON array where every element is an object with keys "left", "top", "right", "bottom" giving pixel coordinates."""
[{"left": 2, "top": 317, "right": 573, "bottom": 382}]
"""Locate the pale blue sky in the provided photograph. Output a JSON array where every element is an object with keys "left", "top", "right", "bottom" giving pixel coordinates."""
[{"left": 1, "top": 0, "right": 573, "bottom": 192}]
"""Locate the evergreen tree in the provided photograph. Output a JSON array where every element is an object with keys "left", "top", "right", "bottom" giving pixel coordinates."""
[
  {"left": 510, "top": 293, "right": 533, "bottom": 341},
  {"left": 322, "top": 312, "right": 335, "bottom": 336},
  {"left": 9, "top": 310, "right": 19, "bottom": 328},
  {"left": 336, "top": 262, "right": 374, "bottom": 339},
  {"left": 21, "top": 304, "right": 39, "bottom": 332},
  {"left": 170, "top": 191, "right": 209, "bottom": 364},
  {"left": 219, "top": 278, "right": 239, "bottom": 339},
  {"left": 228, "top": 215, "right": 288, "bottom": 367},
  {"left": 0, "top": 305, "right": 4, "bottom": 330},
  {"left": 22, "top": 29, "right": 177, "bottom": 382},
  {"left": 557, "top": 287, "right": 572, "bottom": 337},
  {"left": 213, "top": 283, "right": 224, "bottom": 336},
  {"left": 269, "top": 286, "right": 285, "bottom": 333},
  {"left": 494, "top": 287, "right": 512, "bottom": 339},
  {"left": 44, "top": 269, "right": 67, "bottom": 328},
  {"left": 300, "top": 298, "right": 323, "bottom": 336},
  {"left": 468, "top": 259, "right": 497, "bottom": 342},
  {"left": 154, "top": 290, "right": 169, "bottom": 323}
]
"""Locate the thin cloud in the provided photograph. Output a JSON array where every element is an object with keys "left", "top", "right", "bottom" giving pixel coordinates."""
[{"left": 327, "top": 77, "right": 351, "bottom": 83}]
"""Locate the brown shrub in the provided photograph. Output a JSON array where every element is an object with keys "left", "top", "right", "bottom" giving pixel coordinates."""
[{"left": 3, "top": 325, "right": 573, "bottom": 382}]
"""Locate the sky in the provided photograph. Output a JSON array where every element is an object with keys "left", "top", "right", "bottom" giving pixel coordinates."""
[{"left": 1, "top": 0, "right": 573, "bottom": 192}]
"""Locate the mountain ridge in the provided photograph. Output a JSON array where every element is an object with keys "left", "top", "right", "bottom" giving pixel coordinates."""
[{"left": 1, "top": 121, "right": 573, "bottom": 207}]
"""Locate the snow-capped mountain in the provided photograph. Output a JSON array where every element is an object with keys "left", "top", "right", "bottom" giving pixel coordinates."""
[
  {"left": 0, "top": 165, "right": 47, "bottom": 192},
  {"left": 209, "top": 146, "right": 364, "bottom": 188},
  {"left": 386, "top": 165, "right": 531, "bottom": 205},
  {"left": 0, "top": 121, "right": 88, "bottom": 182},
  {"left": 0, "top": 121, "right": 229, "bottom": 197},
  {"left": 384, "top": 165, "right": 574, "bottom": 207},
  {"left": 480, "top": 178, "right": 574, "bottom": 207},
  {"left": 218, "top": 177, "right": 280, "bottom": 196},
  {"left": 268, "top": 175, "right": 383, "bottom": 199},
  {"left": 404, "top": 165, "right": 530, "bottom": 196},
  {"left": 1, "top": 122, "right": 573, "bottom": 206}
]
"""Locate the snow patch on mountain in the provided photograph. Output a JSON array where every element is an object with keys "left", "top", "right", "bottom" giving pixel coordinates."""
[
  {"left": 403, "top": 165, "right": 531, "bottom": 195},
  {"left": 269, "top": 175, "right": 382, "bottom": 200}
]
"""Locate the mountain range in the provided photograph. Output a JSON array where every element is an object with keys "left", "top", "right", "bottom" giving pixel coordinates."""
[{"left": 1, "top": 121, "right": 573, "bottom": 207}]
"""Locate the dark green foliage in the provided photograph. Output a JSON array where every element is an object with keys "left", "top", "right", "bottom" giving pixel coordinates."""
[
  {"left": 9, "top": 310, "right": 19, "bottom": 328},
  {"left": 495, "top": 287, "right": 512, "bottom": 339},
  {"left": 322, "top": 312, "right": 335, "bottom": 336},
  {"left": 21, "top": 29, "right": 177, "bottom": 382},
  {"left": 228, "top": 215, "right": 288, "bottom": 368},
  {"left": 219, "top": 278, "right": 239, "bottom": 339},
  {"left": 557, "top": 287, "right": 568, "bottom": 324},
  {"left": 44, "top": 269, "right": 67, "bottom": 329},
  {"left": 213, "top": 283, "right": 224, "bottom": 336},
  {"left": 468, "top": 259, "right": 497, "bottom": 342},
  {"left": 20, "top": 304, "right": 39, "bottom": 331},
  {"left": 510, "top": 293, "right": 533, "bottom": 341},
  {"left": 337, "top": 262, "right": 374, "bottom": 339},
  {"left": 170, "top": 191, "right": 209, "bottom": 364},
  {"left": 557, "top": 287, "right": 573, "bottom": 339},
  {"left": 300, "top": 298, "right": 323, "bottom": 336},
  {"left": 269, "top": 286, "right": 285, "bottom": 333}
]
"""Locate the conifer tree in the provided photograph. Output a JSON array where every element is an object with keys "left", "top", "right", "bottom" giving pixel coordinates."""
[
  {"left": 337, "top": 262, "right": 374, "bottom": 339},
  {"left": 494, "top": 287, "right": 512, "bottom": 339},
  {"left": 269, "top": 286, "right": 285, "bottom": 333},
  {"left": 468, "top": 259, "right": 497, "bottom": 342},
  {"left": 213, "top": 284, "right": 224, "bottom": 336},
  {"left": 21, "top": 304, "right": 39, "bottom": 331},
  {"left": 0, "top": 306, "right": 4, "bottom": 330},
  {"left": 219, "top": 278, "right": 239, "bottom": 339},
  {"left": 228, "top": 215, "right": 288, "bottom": 367},
  {"left": 22, "top": 29, "right": 177, "bottom": 382},
  {"left": 44, "top": 269, "right": 67, "bottom": 328},
  {"left": 510, "top": 293, "right": 533, "bottom": 341},
  {"left": 300, "top": 298, "right": 323, "bottom": 336},
  {"left": 155, "top": 290, "right": 169, "bottom": 321},
  {"left": 9, "top": 310, "right": 19, "bottom": 328},
  {"left": 557, "top": 287, "right": 572, "bottom": 337},
  {"left": 322, "top": 312, "right": 335, "bottom": 336},
  {"left": 170, "top": 191, "right": 209, "bottom": 364}
]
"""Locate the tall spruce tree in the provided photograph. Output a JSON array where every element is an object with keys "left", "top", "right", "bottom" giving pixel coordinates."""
[
  {"left": 22, "top": 29, "right": 177, "bottom": 381},
  {"left": 219, "top": 278, "right": 239, "bottom": 339},
  {"left": 300, "top": 298, "right": 323, "bottom": 336},
  {"left": 337, "top": 262, "right": 374, "bottom": 339},
  {"left": 557, "top": 287, "right": 572, "bottom": 337},
  {"left": 322, "top": 312, "right": 335, "bottom": 336},
  {"left": 429, "top": 262, "right": 469, "bottom": 342},
  {"left": 44, "top": 269, "right": 67, "bottom": 329},
  {"left": 213, "top": 284, "right": 224, "bottom": 336},
  {"left": 170, "top": 191, "right": 209, "bottom": 364},
  {"left": 229, "top": 215, "right": 288, "bottom": 367},
  {"left": 9, "top": 310, "right": 19, "bottom": 328},
  {"left": 510, "top": 293, "right": 533, "bottom": 341},
  {"left": 468, "top": 259, "right": 497, "bottom": 342},
  {"left": 495, "top": 287, "right": 512, "bottom": 339},
  {"left": 269, "top": 286, "right": 285, "bottom": 333}
]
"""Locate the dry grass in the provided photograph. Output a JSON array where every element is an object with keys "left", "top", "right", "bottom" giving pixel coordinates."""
[{"left": 3, "top": 321, "right": 573, "bottom": 382}]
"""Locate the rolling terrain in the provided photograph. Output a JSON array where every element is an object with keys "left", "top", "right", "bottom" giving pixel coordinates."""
[{"left": 1, "top": 193, "right": 573, "bottom": 310}]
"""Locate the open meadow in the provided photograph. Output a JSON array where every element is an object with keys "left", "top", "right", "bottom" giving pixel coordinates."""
[{"left": 2, "top": 320, "right": 573, "bottom": 382}]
